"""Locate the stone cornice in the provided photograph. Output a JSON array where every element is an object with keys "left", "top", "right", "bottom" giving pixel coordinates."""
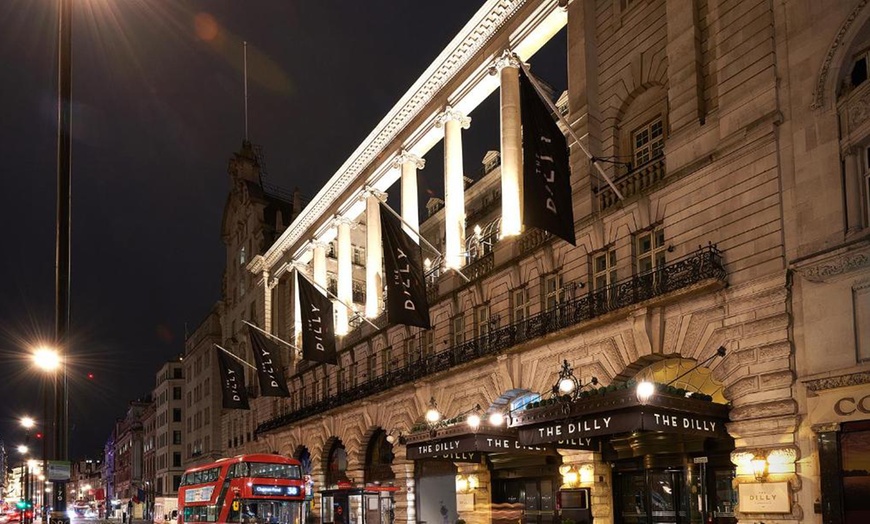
[
  {"left": 260, "top": 0, "right": 529, "bottom": 270},
  {"left": 793, "top": 241, "right": 870, "bottom": 282},
  {"left": 804, "top": 371, "right": 870, "bottom": 392}
]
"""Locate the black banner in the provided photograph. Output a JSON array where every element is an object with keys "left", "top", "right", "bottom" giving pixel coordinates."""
[
  {"left": 520, "top": 68, "right": 576, "bottom": 245},
  {"left": 380, "top": 203, "right": 431, "bottom": 328},
  {"left": 247, "top": 325, "right": 291, "bottom": 397},
  {"left": 297, "top": 273, "right": 337, "bottom": 365},
  {"left": 518, "top": 408, "right": 728, "bottom": 446},
  {"left": 215, "top": 347, "right": 250, "bottom": 410}
]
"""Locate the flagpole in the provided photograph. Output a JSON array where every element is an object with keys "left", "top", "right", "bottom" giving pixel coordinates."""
[
  {"left": 214, "top": 344, "right": 258, "bottom": 371},
  {"left": 243, "top": 320, "right": 304, "bottom": 355},
  {"left": 294, "top": 269, "right": 380, "bottom": 330},
  {"left": 516, "top": 58, "right": 625, "bottom": 201},
  {"left": 368, "top": 190, "right": 471, "bottom": 283}
]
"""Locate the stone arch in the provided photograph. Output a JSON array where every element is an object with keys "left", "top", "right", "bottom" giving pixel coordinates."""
[
  {"left": 322, "top": 436, "right": 349, "bottom": 487},
  {"left": 294, "top": 445, "right": 313, "bottom": 476},
  {"left": 813, "top": 0, "right": 870, "bottom": 109},
  {"left": 362, "top": 427, "right": 396, "bottom": 484},
  {"left": 610, "top": 83, "right": 669, "bottom": 171}
]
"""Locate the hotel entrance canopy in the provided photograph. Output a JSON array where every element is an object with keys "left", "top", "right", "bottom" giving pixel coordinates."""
[{"left": 509, "top": 386, "right": 730, "bottom": 446}]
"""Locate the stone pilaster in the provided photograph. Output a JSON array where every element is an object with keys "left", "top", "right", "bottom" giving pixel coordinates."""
[
  {"left": 391, "top": 448, "right": 416, "bottom": 524},
  {"left": 558, "top": 450, "right": 612, "bottom": 524},
  {"left": 455, "top": 460, "right": 491, "bottom": 524},
  {"left": 665, "top": 0, "right": 704, "bottom": 131}
]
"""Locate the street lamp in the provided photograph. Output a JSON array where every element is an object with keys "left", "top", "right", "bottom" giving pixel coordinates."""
[
  {"left": 18, "top": 445, "right": 29, "bottom": 455},
  {"left": 32, "top": 348, "right": 60, "bottom": 524},
  {"left": 21, "top": 417, "right": 36, "bottom": 429}
]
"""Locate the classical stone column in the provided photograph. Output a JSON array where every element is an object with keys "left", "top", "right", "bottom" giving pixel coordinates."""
[
  {"left": 495, "top": 51, "right": 523, "bottom": 237},
  {"left": 365, "top": 191, "right": 384, "bottom": 318},
  {"left": 436, "top": 105, "right": 471, "bottom": 269},
  {"left": 393, "top": 150, "right": 426, "bottom": 242},
  {"left": 336, "top": 217, "right": 354, "bottom": 335},
  {"left": 312, "top": 241, "right": 328, "bottom": 288}
]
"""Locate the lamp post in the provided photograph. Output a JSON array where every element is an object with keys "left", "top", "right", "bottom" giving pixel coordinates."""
[
  {"left": 33, "top": 348, "right": 61, "bottom": 524},
  {"left": 54, "top": 0, "right": 73, "bottom": 518}
]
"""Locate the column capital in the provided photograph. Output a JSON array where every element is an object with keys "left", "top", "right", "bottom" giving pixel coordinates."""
[
  {"left": 332, "top": 215, "right": 357, "bottom": 229},
  {"left": 392, "top": 150, "right": 426, "bottom": 170},
  {"left": 309, "top": 239, "right": 329, "bottom": 250},
  {"left": 435, "top": 105, "right": 471, "bottom": 129},
  {"left": 491, "top": 49, "right": 522, "bottom": 73},
  {"left": 362, "top": 187, "right": 387, "bottom": 201}
]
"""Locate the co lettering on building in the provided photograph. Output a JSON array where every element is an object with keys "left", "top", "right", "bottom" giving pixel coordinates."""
[{"left": 834, "top": 394, "right": 870, "bottom": 416}]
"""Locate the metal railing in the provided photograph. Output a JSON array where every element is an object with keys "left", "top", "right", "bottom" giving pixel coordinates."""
[{"left": 256, "top": 245, "right": 726, "bottom": 435}]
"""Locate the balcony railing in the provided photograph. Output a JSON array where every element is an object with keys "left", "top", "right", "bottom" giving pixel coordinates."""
[
  {"left": 596, "top": 156, "right": 666, "bottom": 210},
  {"left": 256, "top": 245, "right": 726, "bottom": 435}
]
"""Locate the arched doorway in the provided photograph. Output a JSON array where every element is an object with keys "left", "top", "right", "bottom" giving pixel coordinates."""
[{"left": 326, "top": 440, "right": 349, "bottom": 487}]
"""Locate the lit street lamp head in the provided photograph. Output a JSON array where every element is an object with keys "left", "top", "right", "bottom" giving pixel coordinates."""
[
  {"left": 33, "top": 347, "right": 61, "bottom": 372},
  {"left": 17, "top": 444, "right": 29, "bottom": 455},
  {"left": 21, "top": 416, "right": 35, "bottom": 429}
]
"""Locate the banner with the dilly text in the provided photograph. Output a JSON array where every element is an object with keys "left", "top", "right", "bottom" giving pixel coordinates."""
[
  {"left": 520, "top": 68, "right": 576, "bottom": 245},
  {"left": 216, "top": 347, "right": 250, "bottom": 410},
  {"left": 247, "top": 325, "right": 291, "bottom": 397},
  {"left": 380, "top": 203, "right": 431, "bottom": 329},
  {"left": 297, "top": 272, "right": 338, "bottom": 364}
]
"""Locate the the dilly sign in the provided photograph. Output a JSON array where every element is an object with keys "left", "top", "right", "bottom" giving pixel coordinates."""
[{"left": 738, "top": 482, "right": 790, "bottom": 513}]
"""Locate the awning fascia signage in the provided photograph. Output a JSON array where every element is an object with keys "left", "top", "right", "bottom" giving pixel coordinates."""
[
  {"left": 511, "top": 388, "right": 730, "bottom": 446},
  {"left": 404, "top": 426, "right": 598, "bottom": 460}
]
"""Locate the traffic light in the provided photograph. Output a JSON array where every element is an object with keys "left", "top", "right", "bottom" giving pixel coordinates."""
[
  {"left": 87, "top": 372, "right": 95, "bottom": 379},
  {"left": 16, "top": 500, "right": 26, "bottom": 510},
  {"left": 35, "top": 432, "right": 43, "bottom": 440}
]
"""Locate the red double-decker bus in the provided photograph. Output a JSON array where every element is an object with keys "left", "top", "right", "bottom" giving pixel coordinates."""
[{"left": 177, "top": 454, "right": 305, "bottom": 524}]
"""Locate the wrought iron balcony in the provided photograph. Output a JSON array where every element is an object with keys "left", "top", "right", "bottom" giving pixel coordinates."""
[
  {"left": 596, "top": 156, "right": 666, "bottom": 210},
  {"left": 256, "top": 245, "right": 725, "bottom": 435}
]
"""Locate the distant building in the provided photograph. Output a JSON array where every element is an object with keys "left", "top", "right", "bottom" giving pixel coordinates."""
[
  {"left": 141, "top": 400, "right": 156, "bottom": 521},
  {"left": 113, "top": 398, "right": 151, "bottom": 519},
  {"left": 184, "top": 142, "right": 304, "bottom": 468},
  {"left": 151, "top": 358, "right": 185, "bottom": 521},
  {"left": 100, "top": 429, "right": 116, "bottom": 516}
]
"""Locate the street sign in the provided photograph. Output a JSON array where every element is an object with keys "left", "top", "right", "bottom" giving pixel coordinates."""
[
  {"left": 47, "top": 461, "right": 71, "bottom": 481},
  {"left": 693, "top": 456, "right": 709, "bottom": 464}
]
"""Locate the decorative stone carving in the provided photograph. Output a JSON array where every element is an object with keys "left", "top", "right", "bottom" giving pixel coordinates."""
[
  {"left": 812, "top": 0, "right": 870, "bottom": 109},
  {"left": 491, "top": 49, "right": 522, "bottom": 73},
  {"left": 435, "top": 105, "right": 472, "bottom": 129},
  {"left": 804, "top": 370, "right": 870, "bottom": 392},
  {"left": 847, "top": 90, "right": 870, "bottom": 130},
  {"left": 392, "top": 150, "right": 425, "bottom": 170},
  {"left": 796, "top": 247, "right": 870, "bottom": 282},
  {"left": 812, "top": 422, "right": 841, "bottom": 433}
]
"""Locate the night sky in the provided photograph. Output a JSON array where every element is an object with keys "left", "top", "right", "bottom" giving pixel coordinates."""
[{"left": 0, "top": 0, "right": 566, "bottom": 460}]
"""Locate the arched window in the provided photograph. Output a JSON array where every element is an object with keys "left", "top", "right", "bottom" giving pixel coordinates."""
[
  {"left": 326, "top": 440, "right": 348, "bottom": 486},
  {"left": 364, "top": 430, "right": 395, "bottom": 484}
]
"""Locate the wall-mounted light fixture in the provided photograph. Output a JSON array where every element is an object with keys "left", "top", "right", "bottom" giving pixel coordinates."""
[
  {"left": 425, "top": 397, "right": 442, "bottom": 426},
  {"left": 456, "top": 474, "right": 479, "bottom": 493},
  {"left": 385, "top": 430, "right": 405, "bottom": 445},
  {"left": 751, "top": 452, "right": 768, "bottom": 481},
  {"left": 561, "top": 465, "right": 579, "bottom": 487}
]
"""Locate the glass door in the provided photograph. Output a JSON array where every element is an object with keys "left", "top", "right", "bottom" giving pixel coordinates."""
[
  {"left": 648, "top": 471, "right": 677, "bottom": 524},
  {"left": 616, "top": 472, "right": 648, "bottom": 524}
]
